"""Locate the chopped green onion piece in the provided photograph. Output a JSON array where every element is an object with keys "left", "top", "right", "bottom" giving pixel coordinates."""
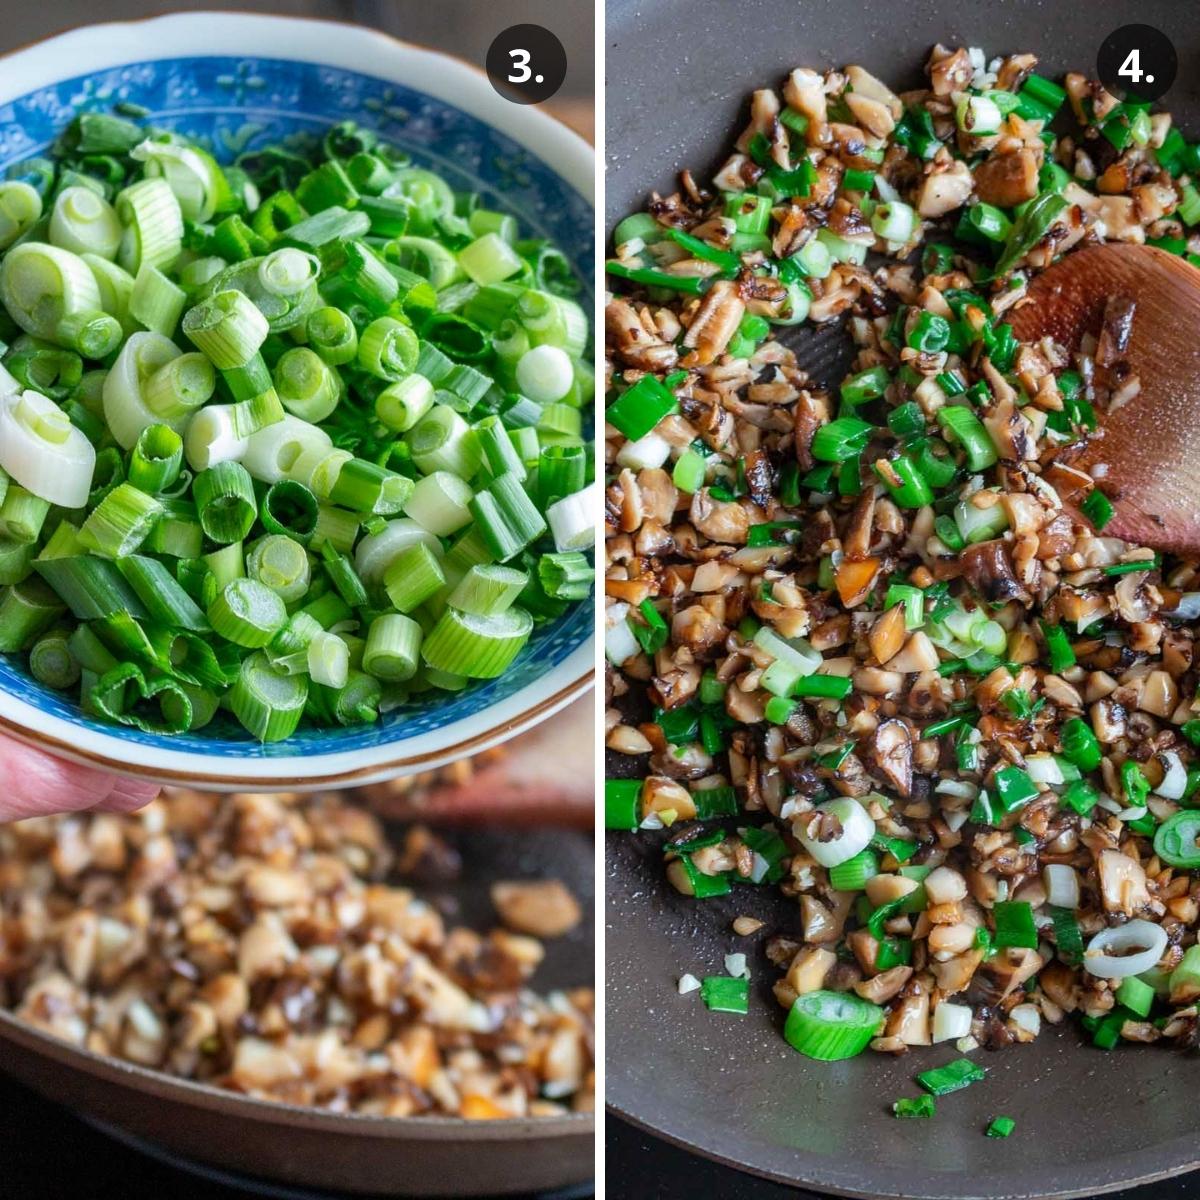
[
  {"left": 605, "top": 778, "right": 642, "bottom": 830},
  {"left": 894, "top": 1096, "right": 936, "bottom": 1119},
  {"left": 1060, "top": 716, "right": 1101, "bottom": 771},
  {"left": 230, "top": 650, "right": 307, "bottom": 741},
  {"left": 992, "top": 900, "right": 1038, "bottom": 949},
  {"left": 916, "top": 1057, "right": 986, "bottom": 1096},
  {"left": 208, "top": 577, "right": 286, "bottom": 648},
  {"left": 700, "top": 975, "right": 749, "bottom": 1015},
  {"left": 420, "top": 605, "right": 533, "bottom": 679},
  {"left": 811, "top": 417, "right": 872, "bottom": 463},
  {"left": 784, "top": 990, "right": 884, "bottom": 1061},
  {"left": 986, "top": 1116, "right": 1016, "bottom": 1139}
]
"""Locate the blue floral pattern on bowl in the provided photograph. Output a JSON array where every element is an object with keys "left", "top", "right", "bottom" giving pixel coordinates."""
[{"left": 0, "top": 56, "right": 593, "bottom": 759}]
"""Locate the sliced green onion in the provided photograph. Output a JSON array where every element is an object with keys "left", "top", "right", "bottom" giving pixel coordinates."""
[
  {"left": 271, "top": 346, "right": 339, "bottom": 423},
  {"left": 143, "top": 351, "right": 216, "bottom": 421},
  {"left": 0, "top": 242, "right": 104, "bottom": 344},
  {"left": 376, "top": 373, "right": 434, "bottom": 432},
  {"left": 182, "top": 288, "right": 269, "bottom": 368},
  {"left": 208, "top": 577, "right": 286, "bottom": 648},
  {"left": 116, "top": 178, "right": 183, "bottom": 273},
  {"left": 29, "top": 629, "right": 81, "bottom": 690},
  {"left": 77, "top": 481, "right": 161, "bottom": 557},
  {"left": 90, "top": 661, "right": 192, "bottom": 734},
  {"left": 1081, "top": 489, "right": 1114, "bottom": 531},
  {"left": 447, "top": 563, "right": 528, "bottom": 615},
  {"left": 812, "top": 417, "right": 872, "bottom": 463},
  {"left": 307, "top": 629, "right": 349, "bottom": 688},
  {"left": 700, "top": 975, "right": 749, "bottom": 1015},
  {"left": 894, "top": 1096, "right": 936, "bottom": 1120},
  {"left": 128, "top": 423, "right": 183, "bottom": 494},
  {"left": 0, "top": 182, "right": 43, "bottom": 251},
  {"left": 993, "top": 899, "right": 1038, "bottom": 948},
  {"left": 0, "top": 388, "right": 96, "bottom": 507},
  {"left": 194, "top": 461, "right": 256, "bottom": 544},
  {"left": 606, "top": 374, "right": 678, "bottom": 441},
  {"left": 420, "top": 605, "right": 533, "bottom": 678},
  {"left": 129, "top": 263, "right": 186, "bottom": 336},
  {"left": 0, "top": 113, "right": 589, "bottom": 741},
  {"left": 409, "top": 405, "right": 482, "bottom": 477},
  {"left": 358, "top": 316, "right": 419, "bottom": 381},
  {"left": 34, "top": 554, "right": 145, "bottom": 621},
  {"left": 230, "top": 650, "right": 307, "bottom": 741},
  {"left": 406, "top": 471, "right": 474, "bottom": 536},
  {"left": 50, "top": 186, "right": 122, "bottom": 259},
  {"left": 383, "top": 542, "right": 446, "bottom": 614},
  {"left": 321, "top": 543, "right": 368, "bottom": 607},
  {"left": 784, "top": 990, "right": 883, "bottom": 1061},
  {"left": 917, "top": 1058, "right": 986, "bottom": 1096},
  {"left": 1153, "top": 811, "right": 1200, "bottom": 869},
  {"left": 937, "top": 405, "right": 998, "bottom": 470},
  {"left": 538, "top": 551, "right": 593, "bottom": 601},
  {"left": 115, "top": 553, "right": 207, "bottom": 629},
  {"left": 306, "top": 306, "right": 359, "bottom": 366},
  {"left": 247, "top": 534, "right": 311, "bottom": 604},
  {"left": 1060, "top": 716, "right": 1102, "bottom": 771},
  {"left": 361, "top": 613, "right": 421, "bottom": 681},
  {"left": 871, "top": 200, "right": 916, "bottom": 243}
]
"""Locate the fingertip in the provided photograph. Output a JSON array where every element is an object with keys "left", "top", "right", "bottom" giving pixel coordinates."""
[{"left": 94, "top": 779, "right": 161, "bottom": 814}]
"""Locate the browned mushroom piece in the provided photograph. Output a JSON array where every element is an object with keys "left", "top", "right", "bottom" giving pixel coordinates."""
[
  {"left": 960, "top": 539, "right": 1028, "bottom": 603},
  {"left": 842, "top": 489, "right": 877, "bottom": 561},
  {"left": 689, "top": 489, "right": 750, "bottom": 545},
  {"left": 872, "top": 719, "right": 913, "bottom": 795},
  {"left": 969, "top": 947, "right": 1045, "bottom": 1005},
  {"left": 491, "top": 880, "right": 582, "bottom": 939},
  {"left": 972, "top": 149, "right": 1039, "bottom": 209}
]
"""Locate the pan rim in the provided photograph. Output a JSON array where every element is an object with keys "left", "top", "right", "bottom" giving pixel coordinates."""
[
  {"left": 0, "top": 1006, "right": 593, "bottom": 1142},
  {"left": 604, "top": 1091, "right": 1200, "bottom": 1200}
]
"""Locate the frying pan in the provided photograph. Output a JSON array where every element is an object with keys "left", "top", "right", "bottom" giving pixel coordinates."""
[
  {"left": 605, "top": 2, "right": 1200, "bottom": 1196},
  {"left": 1, "top": 824, "right": 594, "bottom": 1197}
]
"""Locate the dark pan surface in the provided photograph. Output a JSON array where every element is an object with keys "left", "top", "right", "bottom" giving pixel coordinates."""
[
  {"left": 1, "top": 825, "right": 593, "bottom": 1198},
  {"left": 605, "top": 2, "right": 1200, "bottom": 1196}
]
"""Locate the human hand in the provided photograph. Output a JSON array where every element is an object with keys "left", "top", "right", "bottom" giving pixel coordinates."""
[{"left": 0, "top": 735, "right": 159, "bottom": 822}]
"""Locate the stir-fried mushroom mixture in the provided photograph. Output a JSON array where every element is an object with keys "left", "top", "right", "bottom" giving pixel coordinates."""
[
  {"left": 605, "top": 46, "right": 1200, "bottom": 1061},
  {"left": 0, "top": 789, "right": 593, "bottom": 1116}
]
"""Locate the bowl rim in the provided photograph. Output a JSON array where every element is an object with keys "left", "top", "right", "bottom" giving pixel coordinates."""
[{"left": 0, "top": 11, "right": 596, "bottom": 787}]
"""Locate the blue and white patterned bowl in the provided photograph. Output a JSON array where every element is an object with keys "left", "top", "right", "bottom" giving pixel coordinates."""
[{"left": 0, "top": 13, "right": 594, "bottom": 789}]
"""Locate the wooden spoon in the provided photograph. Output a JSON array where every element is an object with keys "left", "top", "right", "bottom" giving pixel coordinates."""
[{"left": 1008, "top": 243, "right": 1200, "bottom": 553}]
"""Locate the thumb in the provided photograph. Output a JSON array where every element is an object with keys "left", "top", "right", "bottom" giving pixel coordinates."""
[{"left": 0, "top": 736, "right": 158, "bottom": 821}]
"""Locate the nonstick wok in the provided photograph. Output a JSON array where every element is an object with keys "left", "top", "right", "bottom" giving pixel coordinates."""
[
  {"left": 0, "top": 825, "right": 593, "bottom": 1197},
  {"left": 605, "top": 1, "right": 1200, "bottom": 1196}
]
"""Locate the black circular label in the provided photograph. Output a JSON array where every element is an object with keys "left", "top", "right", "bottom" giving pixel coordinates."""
[
  {"left": 1097, "top": 24, "right": 1176, "bottom": 103},
  {"left": 485, "top": 24, "right": 567, "bottom": 105}
]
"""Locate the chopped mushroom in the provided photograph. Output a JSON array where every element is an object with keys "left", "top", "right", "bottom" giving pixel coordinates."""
[
  {"left": 917, "top": 160, "right": 973, "bottom": 218},
  {"left": 605, "top": 39, "right": 1200, "bottom": 1066},
  {"left": 973, "top": 149, "right": 1039, "bottom": 208},
  {"left": 682, "top": 280, "right": 746, "bottom": 365},
  {"left": 961, "top": 540, "right": 1028, "bottom": 603},
  {"left": 1097, "top": 849, "right": 1153, "bottom": 917},
  {"left": 872, "top": 720, "right": 913, "bottom": 795},
  {"left": 491, "top": 881, "right": 582, "bottom": 939},
  {"left": 0, "top": 788, "right": 593, "bottom": 1116}
]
